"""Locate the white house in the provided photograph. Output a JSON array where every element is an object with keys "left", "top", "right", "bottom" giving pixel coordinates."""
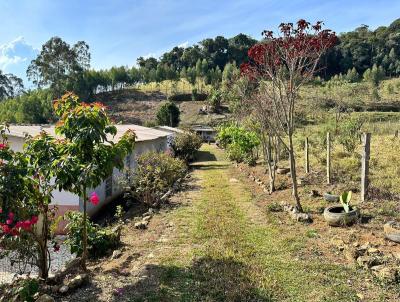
[
  {"left": 192, "top": 125, "right": 216, "bottom": 142},
  {"left": 154, "top": 126, "right": 186, "bottom": 149},
  {"left": 5, "top": 124, "right": 169, "bottom": 233}
]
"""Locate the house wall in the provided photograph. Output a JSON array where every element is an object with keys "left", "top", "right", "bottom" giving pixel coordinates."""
[
  {"left": 5, "top": 134, "right": 168, "bottom": 232},
  {"left": 85, "top": 136, "right": 168, "bottom": 216}
]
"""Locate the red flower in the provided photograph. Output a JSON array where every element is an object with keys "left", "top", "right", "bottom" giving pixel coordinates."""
[
  {"left": 0, "top": 208, "right": 2, "bottom": 214},
  {"left": 6, "top": 219, "right": 13, "bottom": 225},
  {"left": 30, "top": 216, "right": 39, "bottom": 225},
  {"left": 89, "top": 192, "right": 100, "bottom": 205},
  {"left": 0, "top": 143, "right": 7, "bottom": 150},
  {"left": 1, "top": 224, "right": 11, "bottom": 234},
  {"left": 8, "top": 212, "right": 14, "bottom": 220},
  {"left": 53, "top": 243, "right": 60, "bottom": 252}
]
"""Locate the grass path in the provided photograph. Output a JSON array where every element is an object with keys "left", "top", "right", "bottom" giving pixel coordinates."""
[{"left": 128, "top": 145, "right": 368, "bottom": 302}]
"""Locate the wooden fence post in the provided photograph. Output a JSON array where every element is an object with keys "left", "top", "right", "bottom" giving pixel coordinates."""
[
  {"left": 305, "top": 137, "right": 309, "bottom": 173},
  {"left": 361, "top": 133, "right": 371, "bottom": 202},
  {"left": 326, "top": 132, "right": 331, "bottom": 184}
]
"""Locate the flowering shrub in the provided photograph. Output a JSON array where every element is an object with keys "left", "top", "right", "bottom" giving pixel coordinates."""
[{"left": 53, "top": 92, "right": 136, "bottom": 269}]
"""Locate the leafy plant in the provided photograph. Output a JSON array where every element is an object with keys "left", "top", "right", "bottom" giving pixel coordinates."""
[
  {"left": 217, "top": 124, "right": 260, "bottom": 164},
  {"left": 64, "top": 211, "right": 120, "bottom": 258},
  {"left": 171, "top": 132, "right": 202, "bottom": 162},
  {"left": 122, "top": 151, "right": 186, "bottom": 206},
  {"left": 156, "top": 101, "right": 180, "bottom": 127},
  {"left": 337, "top": 117, "right": 364, "bottom": 153},
  {"left": 340, "top": 191, "right": 352, "bottom": 213},
  {"left": 52, "top": 92, "right": 135, "bottom": 269}
]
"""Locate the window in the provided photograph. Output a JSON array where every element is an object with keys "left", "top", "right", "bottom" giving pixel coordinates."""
[{"left": 105, "top": 176, "right": 112, "bottom": 198}]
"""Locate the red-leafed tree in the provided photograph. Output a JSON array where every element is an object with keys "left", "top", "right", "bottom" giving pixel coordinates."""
[{"left": 241, "top": 20, "right": 337, "bottom": 211}]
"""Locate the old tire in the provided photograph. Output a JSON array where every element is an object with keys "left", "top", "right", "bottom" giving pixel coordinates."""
[
  {"left": 323, "top": 193, "right": 340, "bottom": 202},
  {"left": 323, "top": 204, "right": 359, "bottom": 227},
  {"left": 384, "top": 221, "right": 400, "bottom": 243}
]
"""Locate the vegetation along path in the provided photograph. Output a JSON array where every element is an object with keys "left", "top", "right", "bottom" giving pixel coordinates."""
[{"left": 67, "top": 144, "right": 395, "bottom": 302}]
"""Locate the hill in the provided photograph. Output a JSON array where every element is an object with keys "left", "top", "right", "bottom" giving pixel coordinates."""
[{"left": 96, "top": 87, "right": 229, "bottom": 127}]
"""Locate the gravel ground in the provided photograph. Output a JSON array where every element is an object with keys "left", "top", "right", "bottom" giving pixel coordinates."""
[{"left": 0, "top": 239, "right": 75, "bottom": 285}]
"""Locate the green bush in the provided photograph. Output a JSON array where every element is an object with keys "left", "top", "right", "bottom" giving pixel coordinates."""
[
  {"left": 65, "top": 211, "right": 120, "bottom": 258},
  {"left": 0, "top": 277, "right": 39, "bottom": 302},
  {"left": 131, "top": 151, "right": 187, "bottom": 206},
  {"left": 156, "top": 101, "right": 180, "bottom": 127},
  {"left": 337, "top": 117, "right": 364, "bottom": 153},
  {"left": 171, "top": 132, "right": 203, "bottom": 162},
  {"left": 217, "top": 124, "right": 260, "bottom": 164}
]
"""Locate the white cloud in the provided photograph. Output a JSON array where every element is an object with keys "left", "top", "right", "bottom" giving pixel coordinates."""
[{"left": 0, "top": 37, "right": 38, "bottom": 85}]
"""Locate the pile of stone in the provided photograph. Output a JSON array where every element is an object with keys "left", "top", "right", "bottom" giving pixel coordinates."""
[
  {"left": 134, "top": 208, "right": 155, "bottom": 230},
  {"left": 333, "top": 239, "right": 400, "bottom": 284},
  {"left": 280, "top": 201, "right": 312, "bottom": 223}
]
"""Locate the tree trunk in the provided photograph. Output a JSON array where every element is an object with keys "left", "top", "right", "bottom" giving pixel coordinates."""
[
  {"left": 37, "top": 202, "right": 49, "bottom": 280},
  {"left": 81, "top": 189, "right": 88, "bottom": 270},
  {"left": 288, "top": 133, "right": 302, "bottom": 211},
  {"left": 262, "top": 132, "right": 275, "bottom": 193}
]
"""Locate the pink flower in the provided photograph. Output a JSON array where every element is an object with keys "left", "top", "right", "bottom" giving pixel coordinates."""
[
  {"left": 89, "top": 192, "right": 100, "bottom": 205},
  {"left": 8, "top": 212, "right": 14, "bottom": 220},
  {"left": 6, "top": 219, "right": 13, "bottom": 225},
  {"left": 30, "top": 216, "right": 38, "bottom": 225},
  {"left": 0, "top": 208, "right": 2, "bottom": 214},
  {"left": 0, "top": 143, "right": 7, "bottom": 150}
]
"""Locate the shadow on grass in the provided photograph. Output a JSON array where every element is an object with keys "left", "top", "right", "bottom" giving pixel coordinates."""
[
  {"left": 195, "top": 150, "right": 217, "bottom": 162},
  {"left": 110, "top": 256, "right": 274, "bottom": 302}
]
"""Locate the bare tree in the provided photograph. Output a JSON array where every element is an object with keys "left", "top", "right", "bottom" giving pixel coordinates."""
[{"left": 241, "top": 20, "right": 337, "bottom": 211}]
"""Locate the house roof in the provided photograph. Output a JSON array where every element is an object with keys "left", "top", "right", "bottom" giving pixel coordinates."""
[
  {"left": 6, "top": 124, "right": 169, "bottom": 143},
  {"left": 155, "top": 126, "right": 185, "bottom": 134},
  {"left": 192, "top": 125, "right": 215, "bottom": 132}
]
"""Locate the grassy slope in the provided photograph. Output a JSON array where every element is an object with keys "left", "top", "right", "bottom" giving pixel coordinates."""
[
  {"left": 96, "top": 86, "right": 227, "bottom": 127},
  {"left": 129, "top": 145, "right": 370, "bottom": 302}
]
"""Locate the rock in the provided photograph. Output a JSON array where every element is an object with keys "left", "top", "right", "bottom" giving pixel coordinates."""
[
  {"left": 357, "top": 255, "right": 383, "bottom": 268},
  {"left": 392, "top": 252, "right": 400, "bottom": 261},
  {"left": 371, "top": 265, "right": 399, "bottom": 283},
  {"left": 309, "top": 190, "right": 321, "bottom": 198},
  {"left": 276, "top": 167, "right": 290, "bottom": 174},
  {"left": 134, "top": 221, "right": 148, "bottom": 229},
  {"left": 142, "top": 215, "right": 152, "bottom": 222},
  {"left": 64, "top": 257, "right": 81, "bottom": 272},
  {"left": 367, "top": 247, "right": 380, "bottom": 255},
  {"left": 331, "top": 238, "right": 346, "bottom": 250},
  {"left": 384, "top": 221, "right": 400, "bottom": 243},
  {"left": 59, "top": 285, "right": 69, "bottom": 294},
  {"left": 50, "top": 285, "right": 60, "bottom": 294},
  {"left": 67, "top": 273, "right": 89, "bottom": 289},
  {"left": 37, "top": 294, "right": 55, "bottom": 302},
  {"left": 294, "top": 212, "right": 312, "bottom": 223},
  {"left": 344, "top": 248, "right": 360, "bottom": 262},
  {"left": 111, "top": 249, "right": 123, "bottom": 260}
]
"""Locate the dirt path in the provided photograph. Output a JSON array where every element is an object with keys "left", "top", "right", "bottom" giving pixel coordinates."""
[{"left": 63, "top": 144, "right": 397, "bottom": 302}]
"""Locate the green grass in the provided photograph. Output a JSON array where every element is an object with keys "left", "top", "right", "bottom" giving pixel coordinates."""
[{"left": 129, "top": 145, "right": 364, "bottom": 302}]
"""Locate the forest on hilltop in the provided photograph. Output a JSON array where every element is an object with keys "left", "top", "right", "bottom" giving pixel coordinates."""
[{"left": 0, "top": 18, "right": 399, "bottom": 124}]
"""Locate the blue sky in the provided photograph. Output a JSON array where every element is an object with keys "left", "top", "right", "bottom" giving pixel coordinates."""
[{"left": 1, "top": 0, "right": 399, "bottom": 85}]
